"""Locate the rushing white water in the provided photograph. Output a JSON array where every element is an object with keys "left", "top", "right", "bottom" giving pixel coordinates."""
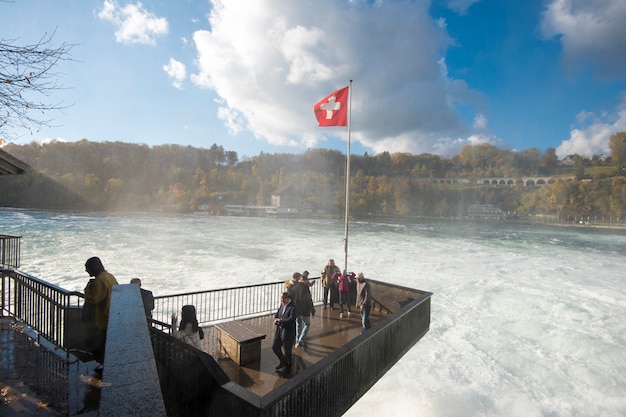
[{"left": 1, "top": 208, "right": 625, "bottom": 417}]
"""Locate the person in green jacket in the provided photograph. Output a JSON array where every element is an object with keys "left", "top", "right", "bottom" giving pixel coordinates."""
[{"left": 84, "top": 257, "right": 119, "bottom": 365}]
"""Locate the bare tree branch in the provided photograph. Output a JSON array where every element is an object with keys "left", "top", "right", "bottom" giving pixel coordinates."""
[{"left": 0, "top": 29, "right": 75, "bottom": 142}]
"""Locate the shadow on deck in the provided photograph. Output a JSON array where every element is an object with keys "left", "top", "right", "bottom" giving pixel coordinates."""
[{"left": 208, "top": 306, "right": 387, "bottom": 396}]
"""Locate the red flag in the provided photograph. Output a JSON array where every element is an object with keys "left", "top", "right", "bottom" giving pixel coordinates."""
[{"left": 313, "top": 86, "right": 349, "bottom": 126}]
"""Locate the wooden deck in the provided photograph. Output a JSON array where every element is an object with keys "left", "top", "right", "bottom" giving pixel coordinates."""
[{"left": 201, "top": 306, "right": 388, "bottom": 396}]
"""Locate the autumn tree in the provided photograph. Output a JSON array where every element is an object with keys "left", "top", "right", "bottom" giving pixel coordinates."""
[
  {"left": 458, "top": 143, "right": 505, "bottom": 176},
  {"left": 572, "top": 154, "right": 586, "bottom": 180},
  {"left": 540, "top": 147, "right": 559, "bottom": 170},
  {"left": 609, "top": 131, "right": 626, "bottom": 166}
]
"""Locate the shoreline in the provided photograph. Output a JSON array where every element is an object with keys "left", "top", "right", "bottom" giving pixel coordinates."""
[
  {"left": 2, "top": 206, "right": 626, "bottom": 234},
  {"left": 353, "top": 214, "right": 626, "bottom": 233}
]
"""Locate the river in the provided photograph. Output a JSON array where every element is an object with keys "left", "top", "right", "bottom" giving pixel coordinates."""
[{"left": 1, "top": 208, "right": 625, "bottom": 417}]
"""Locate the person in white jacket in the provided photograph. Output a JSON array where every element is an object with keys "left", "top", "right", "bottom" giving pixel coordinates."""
[{"left": 171, "top": 305, "right": 203, "bottom": 350}]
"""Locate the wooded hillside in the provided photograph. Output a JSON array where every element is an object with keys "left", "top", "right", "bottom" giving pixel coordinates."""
[{"left": 1, "top": 139, "right": 625, "bottom": 220}]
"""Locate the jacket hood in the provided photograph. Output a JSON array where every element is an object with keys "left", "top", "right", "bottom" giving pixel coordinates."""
[{"left": 85, "top": 257, "right": 105, "bottom": 277}]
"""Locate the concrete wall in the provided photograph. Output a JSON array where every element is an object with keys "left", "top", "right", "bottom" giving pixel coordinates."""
[{"left": 99, "top": 284, "right": 167, "bottom": 417}]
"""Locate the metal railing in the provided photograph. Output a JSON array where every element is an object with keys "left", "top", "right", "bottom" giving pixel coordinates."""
[
  {"left": 0, "top": 268, "right": 326, "bottom": 357},
  {"left": 153, "top": 278, "right": 324, "bottom": 328},
  {"left": 0, "top": 259, "right": 432, "bottom": 416},
  {"left": 0, "top": 234, "right": 21, "bottom": 269},
  {"left": 150, "top": 326, "right": 229, "bottom": 417},
  {"left": 151, "top": 280, "right": 432, "bottom": 417},
  {"left": 0, "top": 318, "right": 78, "bottom": 416},
  {"left": 0, "top": 268, "right": 84, "bottom": 357},
  {"left": 257, "top": 288, "right": 432, "bottom": 417}
]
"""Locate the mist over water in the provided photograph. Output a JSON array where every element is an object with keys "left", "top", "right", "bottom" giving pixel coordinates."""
[{"left": 2, "top": 208, "right": 625, "bottom": 417}]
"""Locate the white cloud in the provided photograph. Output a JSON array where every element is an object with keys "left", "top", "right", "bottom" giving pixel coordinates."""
[
  {"left": 98, "top": 0, "right": 169, "bottom": 46},
  {"left": 41, "top": 137, "right": 68, "bottom": 144},
  {"left": 163, "top": 58, "right": 186, "bottom": 89},
  {"left": 217, "top": 105, "right": 244, "bottom": 135},
  {"left": 540, "top": 0, "right": 626, "bottom": 79},
  {"left": 446, "top": 0, "right": 481, "bottom": 15},
  {"left": 473, "top": 114, "right": 487, "bottom": 130},
  {"left": 556, "top": 98, "right": 626, "bottom": 158},
  {"left": 189, "top": 0, "right": 483, "bottom": 156}
]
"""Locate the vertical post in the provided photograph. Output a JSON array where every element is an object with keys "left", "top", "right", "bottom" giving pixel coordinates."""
[{"left": 344, "top": 80, "right": 353, "bottom": 272}]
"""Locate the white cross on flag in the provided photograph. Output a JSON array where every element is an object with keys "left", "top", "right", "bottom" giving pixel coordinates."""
[{"left": 313, "top": 86, "right": 349, "bottom": 126}]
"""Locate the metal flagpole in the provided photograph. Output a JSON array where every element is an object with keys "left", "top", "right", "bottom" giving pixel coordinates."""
[{"left": 343, "top": 80, "right": 353, "bottom": 272}]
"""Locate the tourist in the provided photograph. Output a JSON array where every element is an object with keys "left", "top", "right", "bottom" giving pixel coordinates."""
[
  {"left": 329, "top": 270, "right": 341, "bottom": 312},
  {"left": 284, "top": 274, "right": 297, "bottom": 289},
  {"left": 272, "top": 291, "right": 296, "bottom": 375},
  {"left": 321, "top": 259, "right": 340, "bottom": 309},
  {"left": 300, "top": 270, "right": 315, "bottom": 287},
  {"left": 288, "top": 272, "right": 315, "bottom": 348},
  {"left": 171, "top": 305, "right": 203, "bottom": 350},
  {"left": 355, "top": 272, "right": 372, "bottom": 333},
  {"left": 83, "top": 256, "right": 119, "bottom": 365},
  {"left": 130, "top": 278, "right": 155, "bottom": 319},
  {"left": 337, "top": 270, "right": 355, "bottom": 318}
]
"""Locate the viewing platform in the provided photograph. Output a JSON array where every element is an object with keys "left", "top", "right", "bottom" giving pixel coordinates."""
[
  {"left": 203, "top": 305, "right": 391, "bottom": 397},
  {"left": 1, "top": 233, "right": 432, "bottom": 416}
]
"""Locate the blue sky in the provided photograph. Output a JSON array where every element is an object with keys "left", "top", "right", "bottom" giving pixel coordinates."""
[{"left": 2, "top": 0, "right": 625, "bottom": 159}]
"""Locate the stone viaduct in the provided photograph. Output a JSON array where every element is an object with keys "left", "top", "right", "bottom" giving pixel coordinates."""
[{"left": 422, "top": 176, "right": 576, "bottom": 187}]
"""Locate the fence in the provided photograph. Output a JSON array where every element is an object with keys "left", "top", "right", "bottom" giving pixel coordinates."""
[
  {"left": 0, "top": 268, "right": 324, "bottom": 355},
  {"left": 0, "top": 268, "right": 326, "bottom": 355},
  {"left": 0, "top": 260, "right": 432, "bottom": 416},
  {"left": 150, "top": 327, "right": 229, "bottom": 417},
  {"left": 0, "top": 317, "right": 86, "bottom": 416},
  {"left": 152, "top": 278, "right": 324, "bottom": 328},
  {"left": 527, "top": 214, "right": 625, "bottom": 227},
  {"left": 150, "top": 280, "right": 432, "bottom": 417},
  {"left": 0, "top": 234, "right": 21, "bottom": 269},
  {"left": 0, "top": 268, "right": 84, "bottom": 357}
]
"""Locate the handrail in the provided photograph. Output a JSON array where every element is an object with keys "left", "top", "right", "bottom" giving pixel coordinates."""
[
  {"left": 0, "top": 268, "right": 85, "bottom": 358},
  {"left": 0, "top": 269, "right": 328, "bottom": 352},
  {"left": 0, "top": 234, "right": 21, "bottom": 269},
  {"left": 151, "top": 281, "right": 432, "bottom": 416},
  {"left": 0, "top": 263, "right": 432, "bottom": 416},
  {"left": 153, "top": 277, "right": 325, "bottom": 327},
  {"left": 1, "top": 268, "right": 385, "bottom": 362}
]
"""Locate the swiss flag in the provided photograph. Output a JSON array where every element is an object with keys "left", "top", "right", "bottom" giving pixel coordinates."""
[{"left": 313, "top": 86, "right": 349, "bottom": 126}]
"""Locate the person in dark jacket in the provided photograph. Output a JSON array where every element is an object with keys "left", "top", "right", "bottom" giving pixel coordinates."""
[
  {"left": 83, "top": 257, "right": 119, "bottom": 365},
  {"left": 130, "top": 278, "right": 155, "bottom": 319},
  {"left": 272, "top": 291, "right": 297, "bottom": 375},
  {"left": 288, "top": 272, "right": 315, "bottom": 348},
  {"left": 300, "top": 270, "right": 315, "bottom": 287}
]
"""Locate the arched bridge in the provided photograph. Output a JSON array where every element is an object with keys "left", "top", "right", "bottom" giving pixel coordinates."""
[{"left": 423, "top": 176, "right": 575, "bottom": 187}]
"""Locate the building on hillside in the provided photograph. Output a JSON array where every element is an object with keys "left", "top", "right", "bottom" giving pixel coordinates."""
[
  {"left": 268, "top": 184, "right": 312, "bottom": 216},
  {"left": 561, "top": 155, "right": 577, "bottom": 166},
  {"left": 467, "top": 204, "right": 506, "bottom": 220},
  {"left": 223, "top": 185, "right": 312, "bottom": 217},
  {"left": 195, "top": 197, "right": 222, "bottom": 214},
  {"left": 271, "top": 184, "right": 301, "bottom": 209}
]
